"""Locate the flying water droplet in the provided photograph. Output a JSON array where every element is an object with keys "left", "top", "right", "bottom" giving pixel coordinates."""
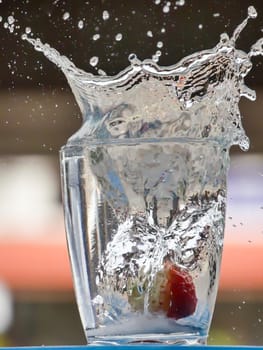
[
  {"left": 176, "top": 0, "right": 185, "bottom": 5},
  {"left": 163, "top": 4, "right": 170, "bottom": 13},
  {"left": 62, "top": 12, "right": 70, "bottom": 20},
  {"left": 115, "top": 33, "right": 123, "bottom": 41},
  {"left": 98, "top": 69, "right": 106, "bottom": 76},
  {"left": 93, "top": 34, "right": 100, "bottom": 41},
  {"left": 248, "top": 6, "right": 257, "bottom": 19},
  {"left": 78, "top": 20, "right": 84, "bottom": 29},
  {"left": 128, "top": 53, "right": 141, "bottom": 66},
  {"left": 147, "top": 30, "right": 153, "bottom": 38},
  {"left": 7, "top": 16, "right": 15, "bottom": 25},
  {"left": 25, "top": 27, "right": 31, "bottom": 34},
  {"left": 102, "top": 10, "right": 110, "bottom": 21},
  {"left": 89, "top": 56, "right": 99, "bottom": 67}
]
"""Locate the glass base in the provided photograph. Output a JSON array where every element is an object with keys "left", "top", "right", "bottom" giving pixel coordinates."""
[{"left": 86, "top": 334, "right": 207, "bottom": 345}]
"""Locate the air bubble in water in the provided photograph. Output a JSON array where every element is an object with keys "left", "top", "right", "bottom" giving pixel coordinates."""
[
  {"left": 102, "top": 10, "right": 110, "bottom": 20},
  {"left": 0, "top": 16, "right": 2, "bottom": 23},
  {"left": 62, "top": 12, "right": 70, "bottom": 20},
  {"left": 154, "top": 0, "right": 161, "bottom": 4},
  {"left": 89, "top": 56, "right": 99, "bottom": 67},
  {"left": 115, "top": 33, "right": 123, "bottom": 41},
  {"left": 161, "top": 28, "right": 166, "bottom": 33},
  {"left": 213, "top": 13, "right": 220, "bottom": 17},
  {"left": 198, "top": 24, "right": 203, "bottom": 30},
  {"left": 147, "top": 30, "right": 153, "bottom": 37},
  {"left": 78, "top": 20, "right": 84, "bottom": 29},
  {"left": 157, "top": 41, "right": 163, "bottom": 48},
  {"left": 93, "top": 34, "right": 100, "bottom": 41}
]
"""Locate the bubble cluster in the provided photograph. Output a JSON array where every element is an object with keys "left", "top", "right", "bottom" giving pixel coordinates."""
[{"left": 3, "top": 15, "right": 15, "bottom": 33}]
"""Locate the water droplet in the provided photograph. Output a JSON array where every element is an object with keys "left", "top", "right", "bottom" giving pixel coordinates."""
[
  {"left": 248, "top": 6, "right": 257, "bottom": 19},
  {"left": 62, "top": 12, "right": 70, "bottom": 20},
  {"left": 163, "top": 4, "right": 170, "bottom": 13},
  {"left": 21, "top": 33, "right": 27, "bottom": 40},
  {"left": 152, "top": 54, "right": 159, "bottom": 63},
  {"left": 154, "top": 0, "right": 161, "bottom": 4},
  {"left": 213, "top": 13, "right": 220, "bottom": 17},
  {"left": 128, "top": 53, "right": 137, "bottom": 62},
  {"left": 176, "top": 0, "right": 185, "bottom": 5},
  {"left": 89, "top": 56, "right": 99, "bottom": 67},
  {"left": 161, "top": 27, "right": 166, "bottom": 33},
  {"left": 93, "top": 34, "right": 100, "bottom": 41},
  {"left": 0, "top": 16, "right": 2, "bottom": 23},
  {"left": 258, "top": 318, "right": 262, "bottom": 323},
  {"left": 147, "top": 30, "right": 153, "bottom": 38},
  {"left": 78, "top": 20, "right": 84, "bottom": 29},
  {"left": 198, "top": 24, "right": 203, "bottom": 30},
  {"left": 115, "top": 33, "right": 122, "bottom": 41},
  {"left": 7, "top": 16, "right": 15, "bottom": 25},
  {"left": 98, "top": 69, "right": 106, "bottom": 76},
  {"left": 157, "top": 41, "right": 163, "bottom": 48},
  {"left": 102, "top": 10, "right": 110, "bottom": 20},
  {"left": 25, "top": 27, "right": 31, "bottom": 34}
]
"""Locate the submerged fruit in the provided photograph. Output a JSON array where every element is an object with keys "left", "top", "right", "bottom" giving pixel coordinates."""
[{"left": 149, "top": 261, "right": 197, "bottom": 319}]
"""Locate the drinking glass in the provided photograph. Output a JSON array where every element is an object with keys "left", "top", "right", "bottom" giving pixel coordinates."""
[{"left": 60, "top": 116, "right": 228, "bottom": 345}]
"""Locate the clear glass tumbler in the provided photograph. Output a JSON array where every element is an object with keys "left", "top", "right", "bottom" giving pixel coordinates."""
[{"left": 60, "top": 136, "right": 228, "bottom": 345}]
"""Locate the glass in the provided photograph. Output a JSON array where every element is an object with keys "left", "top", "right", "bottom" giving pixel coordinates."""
[
  {"left": 57, "top": 15, "right": 260, "bottom": 340},
  {"left": 60, "top": 138, "right": 227, "bottom": 345}
]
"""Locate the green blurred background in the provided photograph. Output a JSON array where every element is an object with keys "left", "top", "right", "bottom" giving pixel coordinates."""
[{"left": 0, "top": 0, "right": 263, "bottom": 346}]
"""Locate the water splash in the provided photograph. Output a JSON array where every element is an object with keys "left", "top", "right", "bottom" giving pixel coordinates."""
[
  {"left": 54, "top": 6, "right": 263, "bottom": 341},
  {"left": 22, "top": 6, "right": 263, "bottom": 152}
]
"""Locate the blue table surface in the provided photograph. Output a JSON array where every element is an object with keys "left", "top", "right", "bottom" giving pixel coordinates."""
[{"left": 1, "top": 346, "right": 263, "bottom": 350}]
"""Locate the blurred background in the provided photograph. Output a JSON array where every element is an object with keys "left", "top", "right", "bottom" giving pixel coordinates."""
[{"left": 0, "top": 0, "right": 263, "bottom": 346}]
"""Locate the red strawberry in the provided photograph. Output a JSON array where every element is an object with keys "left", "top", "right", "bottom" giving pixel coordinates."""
[
  {"left": 148, "top": 261, "right": 197, "bottom": 319},
  {"left": 165, "top": 262, "right": 197, "bottom": 319}
]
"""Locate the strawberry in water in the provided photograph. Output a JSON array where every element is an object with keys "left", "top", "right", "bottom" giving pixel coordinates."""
[
  {"left": 165, "top": 262, "right": 197, "bottom": 319},
  {"left": 149, "top": 260, "right": 197, "bottom": 320}
]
